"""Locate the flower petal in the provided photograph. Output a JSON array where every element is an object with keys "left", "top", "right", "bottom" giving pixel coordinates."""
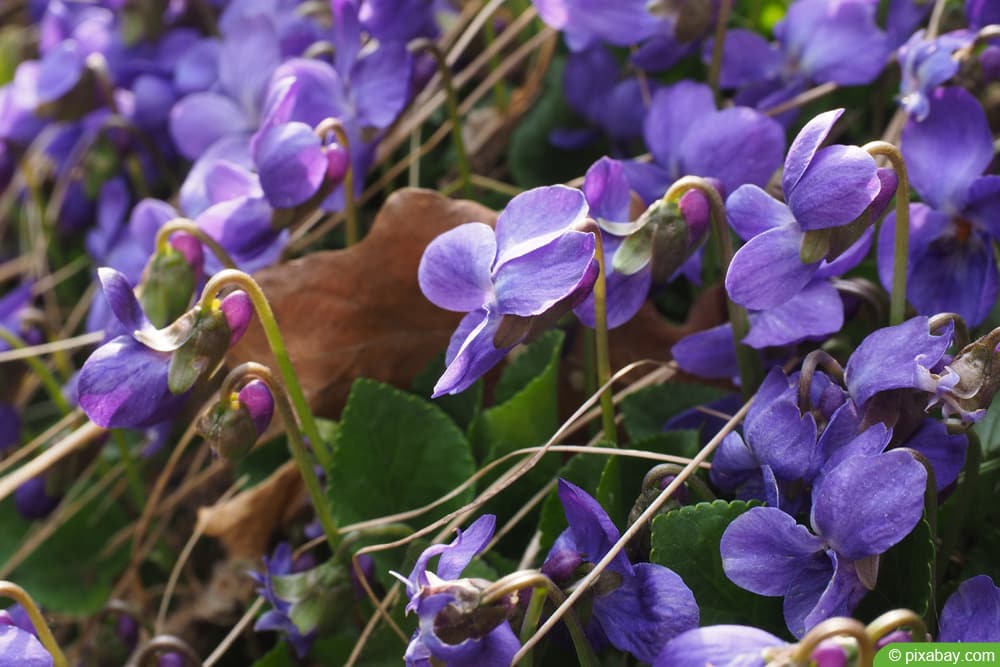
[
  {"left": 789, "top": 145, "right": 880, "bottom": 231},
  {"left": 810, "top": 450, "right": 927, "bottom": 560},
  {"left": 654, "top": 625, "right": 782, "bottom": 667},
  {"left": 419, "top": 223, "right": 497, "bottom": 313},
  {"left": 743, "top": 279, "right": 843, "bottom": 349},
  {"left": 434, "top": 307, "right": 508, "bottom": 397},
  {"left": 0, "top": 625, "right": 53, "bottom": 667},
  {"left": 672, "top": 324, "right": 738, "bottom": 380},
  {"left": 557, "top": 479, "right": 632, "bottom": 575},
  {"left": 901, "top": 418, "right": 968, "bottom": 491},
  {"left": 644, "top": 81, "right": 716, "bottom": 175},
  {"left": 583, "top": 157, "right": 632, "bottom": 223},
  {"left": 782, "top": 108, "right": 844, "bottom": 195},
  {"left": 938, "top": 574, "right": 1000, "bottom": 641},
  {"left": 726, "top": 185, "right": 796, "bottom": 242},
  {"left": 743, "top": 397, "right": 818, "bottom": 481},
  {"left": 494, "top": 186, "right": 589, "bottom": 267},
  {"left": 254, "top": 122, "right": 326, "bottom": 209},
  {"left": 495, "top": 230, "right": 596, "bottom": 317},
  {"left": 725, "top": 225, "right": 817, "bottom": 310},
  {"left": 169, "top": 92, "right": 251, "bottom": 161}
]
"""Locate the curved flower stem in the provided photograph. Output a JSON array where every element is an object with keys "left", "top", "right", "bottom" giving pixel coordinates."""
[
  {"left": 792, "top": 617, "right": 874, "bottom": 665},
  {"left": 482, "top": 571, "right": 599, "bottom": 667},
  {"left": 409, "top": 38, "right": 471, "bottom": 197},
  {"left": 0, "top": 326, "right": 70, "bottom": 414},
  {"left": 219, "top": 363, "right": 340, "bottom": 549},
  {"left": 867, "top": 608, "right": 930, "bottom": 644},
  {"left": 708, "top": 0, "right": 733, "bottom": 103},
  {"left": 797, "top": 349, "right": 845, "bottom": 413},
  {"left": 863, "top": 141, "right": 910, "bottom": 326},
  {"left": 198, "top": 270, "right": 332, "bottom": 470},
  {"left": 125, "top": 635, "right": 203, "bottom": 667},
  {"left": 0, "top": 581, "right": 69, "bottom": 667},
  {"left": 518, "top": 587, "right": 547, "bottom": 667},
  {"left": 153, "top": 219, "right": 238, "bottom": 270},
  {"left": 315, "top": 118, "right": 358, "bottom": 246},
  {"left": 591, "top": 230, "right": 616, "bottom": 444},
  {"left": 663, "top": 176, "right": 762, "bottom": 396},
  {"left": 928, "top": 312, "right": 970, "bottom": 349}
]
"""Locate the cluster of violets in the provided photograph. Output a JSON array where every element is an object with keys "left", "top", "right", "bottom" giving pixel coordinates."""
[{"left": 3, "top": 0, "right": 1000, "bottom": 665}]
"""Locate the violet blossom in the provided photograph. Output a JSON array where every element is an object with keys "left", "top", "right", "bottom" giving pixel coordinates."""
[
  {"left": 542, "top": 479, "right": 699, "bottom": 662},
  {"left": 938, "top": 575, "right": 1000, "bottom": 641},
  {"left": 418, "top": 186, "right": 598, "bottom": 396},
  {"left": 897, "top": 30, "right": 974, "bottom": 121}
]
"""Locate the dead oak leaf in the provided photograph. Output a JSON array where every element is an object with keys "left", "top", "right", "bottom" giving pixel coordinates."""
[{"left": 227, "top": 187, "right": 498, "bottom": 417}]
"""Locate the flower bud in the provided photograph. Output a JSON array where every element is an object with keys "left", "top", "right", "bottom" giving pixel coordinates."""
[
  {"left": 219, "top": 290, "right": 253, "bottom": 345},
  {"left": 238, "top": 379, "right": 275, "bottom": 435},
  {"left": 14, "top": 476, "right": 61, "bottom": 520},
  {"left": 167, "top": 291, "right": 252, "bottom": 394},
  {"left": 810, "top": 639, "right": 849, "bottom": 667},
  {"left": 141, "top": 239, "right": 201, "bottom": 328},
  {"left": 325, "top": 143, "right": 349, "bottom": 183},
  {"left": 427, "top": 578, "right": 519, "bottom": 646},
  {"left": 198, "top": 381, "right": 274, "bottom": 461}
]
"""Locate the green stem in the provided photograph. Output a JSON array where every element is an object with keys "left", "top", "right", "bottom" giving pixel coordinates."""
[
  {"left": 483, "top": 17, "right": 509, "bottom": 112},
  {"left": 198, "top": 270, "right": 332, "bottom": 470},
  {"left": 590, "top": 230, "right": 616, "bottom": 444},
  {"left": 221, "top": 363, "right": 340, "bottom": 549},
  {"left": 866, "top": 609, "right": 930, "bottom": 644},
  {"left": 316, "top": 118, "right": 359, "bottom": 246},
  {"left": 663, "top": 177, "right": 762, "bottom": 396},
  {"left": 708, "top": 0, "right": 734, "bottom": 103},
  {"left": 410, "top": 38, "right": 471, "bottom": 197},
  {"left": 0, "top": 327, "right": 70, "bottom": 414},
  {"left": 518, "top": 587, "right": 547, "bottom": 667},
  {"left": 483, "top": 572, "right": 599, "bottom": 667},
  {"left": 863, "top": 141, "right": 910, "bottom": 325},
  {"left": 153, "top": 219, "right": 238, "bottom": 269},
  {"left": 0, "top": 581, "right": 69, "bottom": 667},
  {"left": 112, "top": 430, "right": 146, "bottom": 510}
]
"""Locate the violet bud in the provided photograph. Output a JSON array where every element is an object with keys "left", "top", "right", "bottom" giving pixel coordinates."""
[
  {"left": 142, "top": 242, "right": 200, "bottom": 329},
  {"left": 325, "top": 143, "right": 349, "bottom": 183},
  {"left": 116, "top": 614, "right": 139, "bottom": 653},
  {"left": 540, "top": 549, "right": 584, "bottom": 583},
  {"left": 167, "top": 291, "right": 252, "bottom": 394},
  {"left": 876, "top": 629, "right": 912, "bottom": 647},
  {"left": 14, "top": 476, "right": 61, "bottom": 520},
  {"left": 810, "top": 639, "right": 849, "bottom": 667},
  {"left": 157, "top": 653, "right": 184, "bottom": 667},
  {"left": 238, "top": 380, "right": 274, "bottom": 436},
  {"left": 198, "top": 389, "right": 267, "bottom": 461}
]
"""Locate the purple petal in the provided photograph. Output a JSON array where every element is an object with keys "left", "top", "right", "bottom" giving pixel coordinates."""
[
  {"left": 97, "top": 267, "right": 149, "bottom": 334},
  {"left": 179, "top": 134, "right": 254, "bottom": 216},
  {"left": 785, "top": 551, "right": 866, "bottom": 638},
  {"left": 876, "top": 203, "right": 951, "bottom": 299},
  {"left": 966, "top": 0, "right": 1000, "bottom": 29},
  {"left": 238, "top": 379, "right": 274, "bottom": 435},
  {"left": 436, "top": 514, "right": 497, "bottom": 580},
  {"left": 713, "top": 29, "right": 784, "bottom": 89},
  {"left": 710, "top": 432, "right": 759, "bottom": 494},
  {"left": 845, "top": 316, "right": 953, "bottom": 406},
  {"left": 495, "top": 231, "right": 596, "bottom": 317},
  {"left": 644, "top": 81, "right": 716, "bottom": 174},
  {"left": 672, "top": 324, "right": 738, "bottom": 380},
  {"left": 0, "top": 625, "right": 53, "bottom": 667},
  {"left": 574, "top": 234, "right": 651, "bottom": 329},
  {"left": 205, "top": 160, "right": 261, "bottom": 203},
  {"left": 254, "top": 122, "right": 326, "bottom": 209},
  {"left": 350, "top": 43, "right": 412, "bottom": 129},
  {"left": 78, "top": 336, "right": 185, "bottom": 428},
  {"left": 418, "top": 620, "right": 519, "bottom": 667},
  {"left": 593, "top": 562, "right": 699, "bottom": 663},
  {"left": 654, "top": 625, "right": 782, "bottom": 667},
  {"left": 217, "top": 17, "right": 281, "bottom": 114},
  {"left": 169, "top": 92, "right": 251, "bottom": 160},
  {"left": 721, "top": 506, "right": 825, "bottom": 596},
  {"left": 129, "top": 199, "right": 179, "bottom": 253},
  {"left": 793, "top": 0, "right": 889, "bottom": 85},
  {"left": 196, "top": 196, "right": 283, "bottom": 272},
  {"left": 562, "top": 46, "right": 619, "bottom": 122},
  {"left": 173, "top": 38, "right": 220, "bottom": 95},
  {"left": 965, "top": 175, "right": 1000, "bottom": 238},
  {"left": 726, "top": 185, "right": 796, "bottom": 241},
  {"left": 789, "top": 145, "right": 880, "bottom": 230},
  {"left": 36, "top": 41, "right": 84, "bottom": 104},
  {"left": 900, "top": 418, "right": 967, "bottom": 491},
  {"left": 619, "top": 160, "right": 674, "bottom": 204},
  {"left": 419, "top": 223, "right": 497, "bottom": 312},
  {"left": 783, "top": 108, "right": 844, "bottom": 195},
  {"left": 815, "top": 422, "right": 891, "bottom": 490},
  {"left": 938, "top": 575, "right": 1000, "bottom": 641},
  {"left": 260, "top": 59, "right": 349, "bottom": 129},
  {"left": 679, "top": 107, "right": 785, "bottom": 194},
  {"left": 725, "top": 225, "right": 817, "bottom": 310},
  {"left": 743, "top": 397, "right": 818, "bottom": 481},
  {"left": 583, "top": 157, "right": 632, "bottom": 223},
  {"left": 494, "top": 186, "right": 589, "bottom": 267},
  {"left": 811, "top": 450, "right": 927, "bottom": 560},
  {"left": 901, "top": 87, "right": 991, "bottom": 211},
  {"left": 434, "top": 307, "right": 508, "bottom": 397},
  {"left": 743, "top": 279, "right": 843, "bottom": 348},
  {"left": 557, "top": 479, "right": 631, "bottom": 574}
]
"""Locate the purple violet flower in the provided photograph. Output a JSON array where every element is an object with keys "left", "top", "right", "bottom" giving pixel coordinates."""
[
  {"left": 250, "top": 542, "right": 317, "bottom": 658},
  {"left": 721, "top": 450, "right": 927, "bottom": 637},
  {"left": 0, "top": 624, "right": 52, "bottom": 667},
  {"left": 542, "top": 479, "right": 699, "bottom": 662},
  {"left": 654, "top": 624, "right": 786, "bottom": 667},
  {"left": 532, "top": 0, "right": 666, "bottom": 51},
  {"left": 897, "top": 30, "right": 974, "bottom": 121},
  {"left": 725, "top": 108, "right": 884, "bottom": 311},
  {"left": 938, "top": 574, "right": 1000, "bottom": 641},
  {"left": 395, "top": 515, "right": 521, "bottom": 667},
  {"left": 877, "top": 87, "right": 1000, "bottom": 326},
  {"left": 418, "top": 186, "right": 598, "bottom": 396},
  {"left": 966, "top": 0, "right": 1000, "bottom": 30}
]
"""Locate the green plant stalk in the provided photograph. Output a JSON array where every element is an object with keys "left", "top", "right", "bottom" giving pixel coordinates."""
[
  {"left": 866, "top": 608, "right": 930, "bottom": 644},
  {"left": 518, "top": 587, "right": 548, "bottom": 667},
  {"left": 483, "top": 17, "right": 509, "bottom": 112},
  {"left": 483, "top": 572, "right": 599, "bottom": 667},
  {"left": 708, "top": 0, "right": 734, "bottom": 103},
  {"left": 663, "top": 177, "right": 762, "bottom": 397},
  {"left": 0, "top": 327, "right": 71, "bottom": 414},
  {"left": 153, "top": 219, "right": 238, "bottom": 269},
  {"left": 199, "top": 271, "right": 332, "bottom": 470},
  {"left": 0, "top": 581, "right": 69, "bottom": 667},
  {"left": 316, "top": 119, "right": 359, "bottom": 246},
  {"left": 112, "top": 430, "right": 146, "bottom": 510},
  {"left": 410, "top": 38, "right": 471, "bottom": 197},
  {"left": 222, "top": 362, "right": 340, "bottom": 549},
  {"left": 591, "top": 231, "right": 616, "bottom": 444},
  {"left": 863, "top": 141, "right": 910, "bottom": 325}
]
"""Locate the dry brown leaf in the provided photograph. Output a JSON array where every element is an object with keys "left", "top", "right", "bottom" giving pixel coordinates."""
[
  {"left": 197, "top": 459, "right": 306, "bottom": 560},
  {"left": 228, "top": 188, "right": 498, "bottom": 417}
]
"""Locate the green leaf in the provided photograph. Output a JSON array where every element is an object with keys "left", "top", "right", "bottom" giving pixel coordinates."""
[
  {"left": 650, "top": 500, "right": 787, "bottom": 637},
  {"left": 2, "top": 494, "right": 129, "bottom": 615},
  {"left": 470, "top": 332, "right": 565, "bottom": 551},
  {"left": 855, "top": 514, "right": 935, "bottom": 622},
  {"left": 621, "top": 383, "right": 728, "bottom": 440},
  {"left": 538, "top": 449, "right": 610, "bottom": 552},
  {"left": 411, "top": 353, "right": 483, "bottom": 431},
  {"left": 251, "top": 642, "right": 295, "bottom": 667},
  {"left": 596, "top": 455, "right": 623, "bottom": 527},
  {"left": 973, "top": 398, "right": 1000, "bottom": 460},
  {"left": 327, "top": 379, "right": 475, "bottom": 526}
]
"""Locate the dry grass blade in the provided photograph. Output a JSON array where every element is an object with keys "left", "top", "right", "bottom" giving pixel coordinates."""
[{"left": 0, "top": 421, "right": 106, "bottom": 503}]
